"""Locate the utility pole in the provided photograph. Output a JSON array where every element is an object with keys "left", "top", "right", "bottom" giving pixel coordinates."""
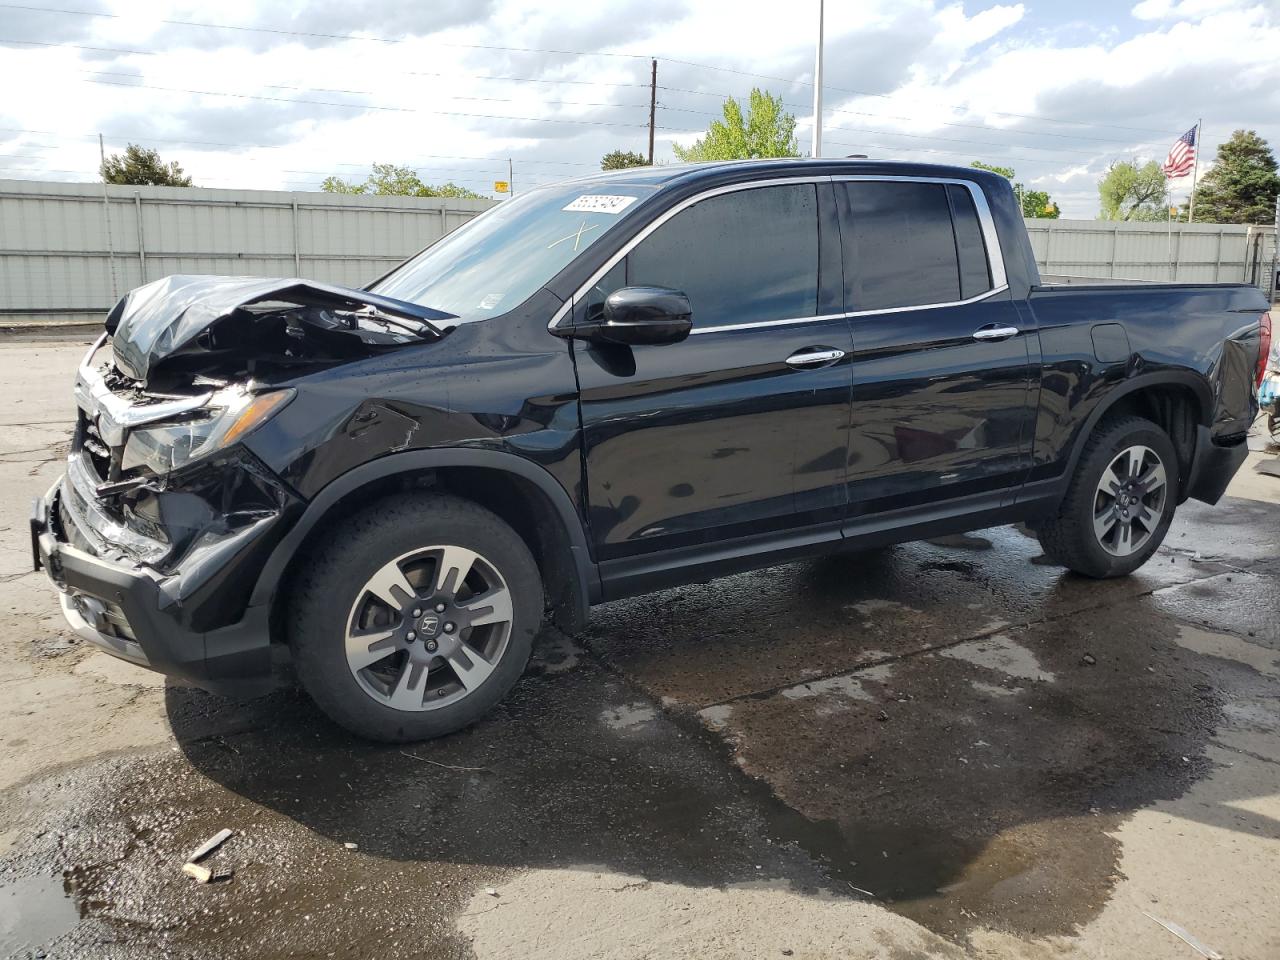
[
  {"left": 648, "top": 59, "right": 657, "bottom": 165},
  {"left": 810, "top": 0, "right": 824, "bottom": 158}
]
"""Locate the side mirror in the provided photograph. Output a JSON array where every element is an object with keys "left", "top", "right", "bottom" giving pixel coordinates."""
[{"left": 583, "top": 286, "right": 692, "bottom": 346}]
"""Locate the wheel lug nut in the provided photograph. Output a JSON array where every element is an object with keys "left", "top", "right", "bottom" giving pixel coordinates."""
[
  {"left": 406, "top": 631, "right": 416, "bottom": 641},
  {"left": 444, "top": 622, "right": 455, "bottom": 633},
  {"left": 435, "top": 603, "right": 446, "bottom": 613},
  {"left": 412, "top": 608, "right": 421, "bottom": 617},
  {"left": 426, "top": 640, "right": 438, "bottom": 652}
]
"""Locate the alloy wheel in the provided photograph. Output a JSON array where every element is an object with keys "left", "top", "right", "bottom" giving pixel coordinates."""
[
  {"left": 344, "top": 545, "right": 514, "bottom": 711},
  {"left": 1092, "top": 444, "right": 1167, "bottom": 557}
]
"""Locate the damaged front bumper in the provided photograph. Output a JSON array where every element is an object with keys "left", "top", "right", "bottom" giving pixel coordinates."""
[{"left": 31, "top": 466, "right": 283, "bottom": 696}]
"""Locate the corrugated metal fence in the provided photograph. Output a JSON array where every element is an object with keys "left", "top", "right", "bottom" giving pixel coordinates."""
[
  {"left": 1025, "top": 217, "right": 1277, "bottom": 293},
  {"left": 2, "top": 179, "right": 1276, "bottom": 327},
  {"left": 0, "top": 179, "right": 496, "bottom": 325}
]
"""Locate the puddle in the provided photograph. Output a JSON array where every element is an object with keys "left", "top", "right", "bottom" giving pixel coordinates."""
[
  {"left": 600, "top": 702, "right": 658, "bottom": 730},
  {"left": 0, "top": 873, "right": 80, "bottom": 955},
  {"left": 845, "top": 599, "right": 907, "bottom": 617},
  {"left": 925, "top": 533, "right": 993, "bottom": 551},
  {"left": 779, "top": 663, "right": 895, "bottom": 702},
  {"left": 780, "top": 674, "right": 874, "bottom": 702},
  {"left": 1173, "top": 626, "right": 1280, "bottom": 677},
  {"left": 970, "top": 680, "right": 1020, "bottom": 698},
  {"left": 940, "top": 633, "right": 1056, "bottom": 682},
  {"left": 698, "top": 703, "right": 735, "bottom": 729}
]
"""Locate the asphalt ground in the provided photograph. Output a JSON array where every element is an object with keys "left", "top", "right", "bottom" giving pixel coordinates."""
[{"left": 1, "top": 334, "right": 1277, "bottom": 960}]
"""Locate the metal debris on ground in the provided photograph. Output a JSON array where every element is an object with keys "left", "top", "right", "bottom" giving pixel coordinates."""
[
  {"left": 343, "top": 842, "right": 358, "bottom": 850},
  {"left": 1142, "top": 912, "right": 1223, "bottom": 959},
  {"left": 187, "top": 828, "right": 233, "bottom": 863},
  {"left": 181, "top": 862, "right": 213, "bottom": 884}
]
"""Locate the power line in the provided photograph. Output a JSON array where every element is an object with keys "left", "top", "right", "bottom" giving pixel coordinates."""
[
  {"left": 821, "top": 139, "right": 1105, "bottom": 171},
  {"left": 0, "top": 126, "right": 602, "bottom": 167},
  {"left": 5, "top": 4, "right": 1181, "bottom": 138},
  {"left": 83, "top": 76, "right": 670, "bottom": 131},
  {"left": 10, "top": 33, "right": 1176, "bottom": 151},
  {"left": 5, "top": 40, "right": 656, "bottom": 92},
  {"left": 656, "top": 55, "right": 1180, "bottom": 137},
  {"left": 0, "top": 4, "right": 652, "bottom": 60},
  {"left": 659, "top": 92, "right": 1170, "bottom": 148},
  {"left": 78, "top": 68, "right": 652, "bottom": 114}
]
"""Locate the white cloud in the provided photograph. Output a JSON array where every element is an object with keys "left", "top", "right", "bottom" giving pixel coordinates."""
[
  {"left": 1131, "top": 0, "right": 1256, "bottom": 21},
  {"left": 0, "top": 0, "right": 1275, "bottom": 217}
]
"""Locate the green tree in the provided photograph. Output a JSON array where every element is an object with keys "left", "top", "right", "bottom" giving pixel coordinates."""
[
  {"left": 321, "top": 162, "right": 485, "bottom": 199},
  {"left": 601, "top": 149, "right": 648, "bottom": 171},
  {"left": 1097, "top": 160, "right": 1169, "bottom": 221},
  {"left": 100, "top": 143, "right": 192, "bottom": 186},
  {"left": 971, "top": 161, "right": 1059, "bottom": 218},
  {"left": 673, "top": 88, "right": 799, "bottom": 162},
  {"left": 1190, "top": 129, "right": 1280, "bottom": 224}
]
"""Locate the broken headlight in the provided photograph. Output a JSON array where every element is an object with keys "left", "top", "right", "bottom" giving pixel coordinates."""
[{"left": 121, "top": 387, "right": 295, "bottom": 475}]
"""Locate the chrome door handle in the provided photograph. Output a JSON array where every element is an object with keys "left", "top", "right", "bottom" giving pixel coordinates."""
[
  {"left": 972, "top": 325, "right": 1020, "bottom": 342},
  {"left": 785, "top": 347, "right": 846, "bottom": 368}
]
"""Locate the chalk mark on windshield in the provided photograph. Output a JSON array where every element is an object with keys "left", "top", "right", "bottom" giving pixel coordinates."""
[{"left": 547, "top": 221, "right": 600, "bottom": 252}]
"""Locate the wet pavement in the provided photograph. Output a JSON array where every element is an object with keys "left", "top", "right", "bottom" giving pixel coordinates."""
[{"left": 1, "top": 337, "right": 1278, "bottom": 960}]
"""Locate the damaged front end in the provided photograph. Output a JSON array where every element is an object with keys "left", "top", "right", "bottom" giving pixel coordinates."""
[{"left": 33, "top": 275, "right": 454, "bottom": 692}]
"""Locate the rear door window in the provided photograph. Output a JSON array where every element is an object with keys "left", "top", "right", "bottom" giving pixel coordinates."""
[
  {"left": 840, "top": 180, "right": 992, "bottom": 312},
  {"left": 587, "top": 183, "right": 820, "bottom": 330},
  {"left": 947, "top": 184, "right": 993, "bottom": 301}
]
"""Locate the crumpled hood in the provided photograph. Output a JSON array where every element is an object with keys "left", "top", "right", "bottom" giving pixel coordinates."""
[{"left": 105, "top": 275, "right": 455, "bottom": 381}]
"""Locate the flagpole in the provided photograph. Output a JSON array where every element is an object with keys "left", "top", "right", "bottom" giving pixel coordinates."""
[
  {"left": 810, "top": 0, "right": 824, "bottom": 158},
  {"left": 1187, "top": 118, "right": 1202, "bottom": 224}
]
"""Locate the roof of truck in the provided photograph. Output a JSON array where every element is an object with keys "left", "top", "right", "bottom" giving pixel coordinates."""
[{"left": 555, "top": 157, "right": 1009, "bottom": 190}]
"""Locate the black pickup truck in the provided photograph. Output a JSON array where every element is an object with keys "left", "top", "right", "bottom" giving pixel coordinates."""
[{"left": 32, "top": 159, "right": 1270, "bottom": 741}]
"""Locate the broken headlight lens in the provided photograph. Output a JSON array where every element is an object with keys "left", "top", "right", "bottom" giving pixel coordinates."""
[{"left": 121, "top": 387, "right": 295, "bottom": 475}]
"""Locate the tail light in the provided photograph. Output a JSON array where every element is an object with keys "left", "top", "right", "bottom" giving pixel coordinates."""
[{"left": 1258, "top": 311, "right": 1273, "bottom": 389}]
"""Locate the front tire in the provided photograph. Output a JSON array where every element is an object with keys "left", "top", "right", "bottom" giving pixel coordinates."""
[
  {"left": 290, "top": 494, "right": 542, "bottom": 742},
  {"left": 1037, "top": 416, "right": 1178, "bottom": 578}
]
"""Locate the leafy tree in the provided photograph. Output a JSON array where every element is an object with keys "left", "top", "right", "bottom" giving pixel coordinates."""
[
  {"left": 1190, "top": 129, "right": 1280, "bottom": 224},
  {"left": 673, "top": 88, "right": 799, "bottom": 162},
  {"left": 971, "top": 161, "right": 1059, "bottom": 218},
  {"left": 321, "top": 162, "right": 485, "bottom": 199},
  {"left": 1097, "top": 160, "right": 1169, "bottom": 221},
  {"left": 601, "top": 149, "right": 648, "bottom": 171},
  {"left": 100, "top": 144, "right": 192, "bottom": 186}
]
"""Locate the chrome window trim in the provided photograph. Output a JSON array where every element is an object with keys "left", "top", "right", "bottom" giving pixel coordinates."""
[
  {"left": 689, "top": 285, "right": 1011, "bottom": 335},
  {"left": 833, "top": 174, "right": 1008, "bottom": 291},
  {"left": 547, "top": 172, "right": 1009, "bottom": 333}
]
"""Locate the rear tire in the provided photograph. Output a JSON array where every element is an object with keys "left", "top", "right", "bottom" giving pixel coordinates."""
[
  {"left": 290, "top": 494, "right": 542, "bottom": 742},
  {"left": 1037, "top": 416, "right": 1178, "bottom": 578}
]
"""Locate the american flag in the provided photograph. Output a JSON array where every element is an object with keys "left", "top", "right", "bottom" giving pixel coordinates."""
[{"left": 1162, "top": 125, "right": 1198, "bottom": 179}]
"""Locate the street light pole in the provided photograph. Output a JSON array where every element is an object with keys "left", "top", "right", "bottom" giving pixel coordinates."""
[{"left": 811, "top": 0, "right": 824, "bottom": 159}]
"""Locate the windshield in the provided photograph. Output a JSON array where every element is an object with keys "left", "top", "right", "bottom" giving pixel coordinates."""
[{"left": 369, "top": 181, "right": 655, "bottom": 323}]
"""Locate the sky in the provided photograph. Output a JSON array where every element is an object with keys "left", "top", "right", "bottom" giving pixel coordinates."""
[{"left": 0, "top": 0, "right": 1277, "bottom": 218}]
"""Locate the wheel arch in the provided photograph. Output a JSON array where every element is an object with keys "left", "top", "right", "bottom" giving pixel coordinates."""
[
  {"left": 1063, "top": 372, "right": 1212, "bottom": 501},
  {"left": 252, "top": 450, "right": 599, "bottom": 637}
]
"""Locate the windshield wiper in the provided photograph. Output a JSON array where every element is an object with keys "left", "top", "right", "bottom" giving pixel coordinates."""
[{"left": 350, "top": 306, "right": 442, "bottom": 339}]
